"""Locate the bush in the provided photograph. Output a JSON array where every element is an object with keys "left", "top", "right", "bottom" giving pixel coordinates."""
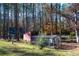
[
  {"left": 61, "top": 30, "right": 70, "bottom": 35},
  {"left": 36, "top": 37, "right": 48, "bottom": 49},
  {"left": 69, "top": 32, "right": 75, "bottom": 39}
]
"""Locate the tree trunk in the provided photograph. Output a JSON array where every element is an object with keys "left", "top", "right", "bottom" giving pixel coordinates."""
[
  {"left": 0, "top": 4, "right": 1, "bottom": 36},
  {"left": 55, "top": 3, "right": 58, "bottom": 34},
  {"left": 14, "top": 3, "right": 19, "bottom": 41},
  {"left": 3, "top": 4, "right": 6, "bottom": 39},
  {"left": 32, "top": 3, "right": 35, "bottom": 32}
]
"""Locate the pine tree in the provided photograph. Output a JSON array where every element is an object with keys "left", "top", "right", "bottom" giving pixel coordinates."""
[{"left": 14, "top": 3, "right": 19, "bottom": 41}]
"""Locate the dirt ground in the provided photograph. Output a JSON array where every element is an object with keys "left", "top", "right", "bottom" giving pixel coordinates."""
[{"left": 57, "top": 42, "right": 79, "bottom": 52}]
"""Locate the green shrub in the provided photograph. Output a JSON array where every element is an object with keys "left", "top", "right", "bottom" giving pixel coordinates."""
[
  {"left": 69, "top": 32, "right": 75, "bottom": 39},
  {"left": 36, "top": 37, "right": 48, "bottom": 49}
]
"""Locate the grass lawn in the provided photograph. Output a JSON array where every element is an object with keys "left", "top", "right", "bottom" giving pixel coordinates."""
[{"left": 0, "top": 39, "right": 79, "bottom": 56}]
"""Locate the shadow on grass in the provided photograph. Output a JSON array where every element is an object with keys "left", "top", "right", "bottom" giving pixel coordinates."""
[
  {"left": 0, "top": 46, "right": 56, "bottom": 56},
  {"left": 12, "top": 47, "right": 56, "bottom": 56},
  {"left": 0, "top": 48, "right": 9, "bottom": 54}
]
